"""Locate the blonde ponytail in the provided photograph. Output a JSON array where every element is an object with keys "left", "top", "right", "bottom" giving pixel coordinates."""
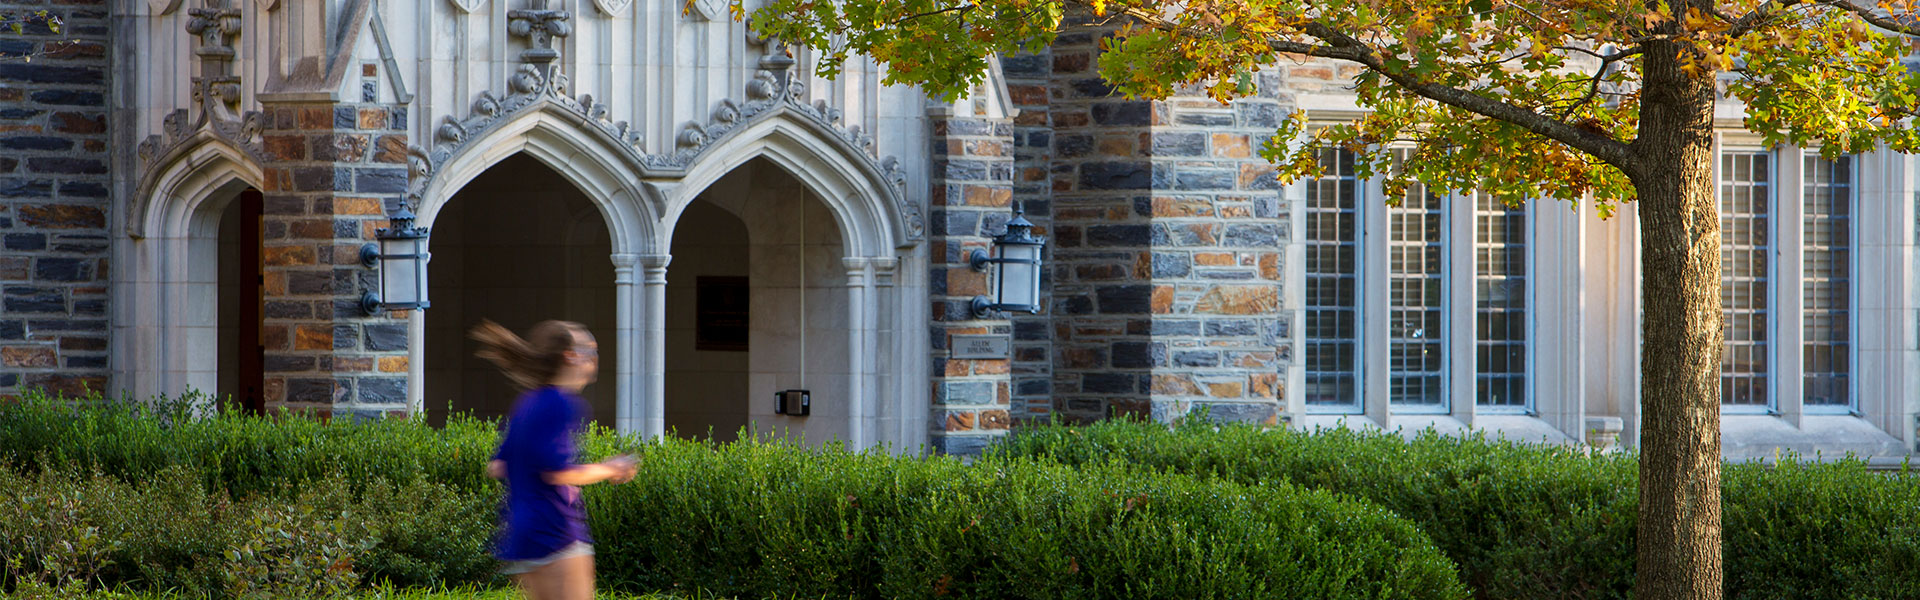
[{"left": 469, "top": 319, "right": 584, "bottom": 390}]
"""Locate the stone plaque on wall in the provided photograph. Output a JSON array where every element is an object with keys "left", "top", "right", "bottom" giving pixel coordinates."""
[
  {"left": 697, "top": 276, "right": 749, "bottom": 352},
  {"left": 950, "top": 334, "right": 1010, "bottom": 359}
]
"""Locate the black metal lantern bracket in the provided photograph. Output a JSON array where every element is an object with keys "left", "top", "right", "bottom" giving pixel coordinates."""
[
  {"left": 967, "top": 204, "right": 1046, "bottom": 319},
  {"left": 359, "top": 207, "right": 432, "bottom": 315}
]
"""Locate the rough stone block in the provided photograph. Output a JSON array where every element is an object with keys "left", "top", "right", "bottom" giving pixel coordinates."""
[
  {"left": 1082, "top": 373, "right": 1135, "bottom": 394},
  {"left": 1, "top": 345, "right": 57, "bottom": 368},
  {"left": 1091, "top": 102, "right": 1149, "bottom": 126},
  {"left": 363, "top": 323, "right": 408, "bottom": 351}
]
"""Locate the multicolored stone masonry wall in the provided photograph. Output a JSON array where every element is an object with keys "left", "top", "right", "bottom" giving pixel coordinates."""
[
  {"left": 926, "top": 113, "right": 1019, "bottom": 454},
  {"left": 255, "top": 98, "right": 411, "bottom": 417},
  {"left": 0, "top": 1, "right": 112, "bottom": 398},
  {"left": 1020, "top": 18, "right": 1294, "bottom": 427}
]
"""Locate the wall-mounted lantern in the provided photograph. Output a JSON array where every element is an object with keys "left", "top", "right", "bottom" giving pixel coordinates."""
[
  {"left": 969, "top": 202, "right": 1046, "bottom": 318},
  {"left": 359, "top": 206, "right": 431, "bottom": 315}
]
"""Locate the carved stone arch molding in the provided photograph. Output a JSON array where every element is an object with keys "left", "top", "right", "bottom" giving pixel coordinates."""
[
  {"left": 448, "top": 0, "right": 486, "bottom": 13},
  {"left": 646, "top": 68, "right": 923, "bottom": 245},
  {"left": 408, "top": 63, "right": 651, "bottom": 207}
]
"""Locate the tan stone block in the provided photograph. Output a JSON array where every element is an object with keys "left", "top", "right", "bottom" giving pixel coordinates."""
[
  {"left": 1151, "top": 285, "right": 1175, "bottom": 314},
  {"left": 373, "top": 135, "right": 408, "bottom": 164},
  {"left": 297, "top": 107, "right": 332, "bottom": 130},
  {"left": 1182, "top": 224, "right": 1218, "bottom": 245},
  {"left": 263, "top": 272, "right": 288, "bottom": 297},
  {"left": 1152, "top": 374, "right": 1203, "bottom": 395},
  {"left": 1251, "top": 373, "right": 1279, "bottom": 398},
  {"left": 1220, "top": 205, "right": 1252, "bottom": 218},
  {"left": 264, "top": 377, "right": 286, "bottom": 403},
  {"left": 263, "top": 246, "right": 317, "bottom": 266},
  {"left": 1239, "top": 163, "right": 1279, "bottom": 189},
  {"left": 0, "top": 257, "right": 28, "bottom": 280},
  {"left": 1212, "top": 133, "right": 1252, "bottom": 158},
  {"left": 378, "top": 356, "right": 410, "bottom": 373},
  {"left": 1151, "top": 197, "right": 1213, "bottom": 218},
  {"left": 358, "top": 108, "right": 389, "bottom": 130},
  {"left": 333, "top": 134, "right": 370, "bottom": 162},
  {"left": 944, "top": 411, "right": 977, "bottom": 431},
  {"left": 1291, "top": 65, "right": 1335, "bottom": 80},
  {"left": 1132, "top": 254, "right": 1153, "bottom": 279},
  {"left": 1195, "top": 285, "right": 1278, "bottom": 314},
  {"left": 334, "top": 197, "right": 383, "bottom": 216},
  {"left": 288, "top": 220, "right": 335, "bottom": 240},
  {"left": 944, "top": 360, "right": 969, "bottom": 377},
  {"left": 1, "top": 346, "right": 57, "bottom": 368},
  {"left": 948, "top": 326, "right": 991, "bottom": 336},
  {"left": 20, "top": 204, "right": 105, "bottom": 229},
  {"left": 998, "top": 382, "right": 1010, "bottom": 405},
  {"left": 1260, "top": 253, "right": 1280, "bottom": 280},
  {"left": 294, "top": 325, "right": 333, "bottom": 351},
  {"left": 947, "top": 269, "right": 988, "bottom": 297},
  {"left": 1236, "top": 352, "right": 1277, "bottom": 368},
  {"left": 334, "top": 357, "right": 374, "bottom": 372},
  {"left": 966, "top": 140, "right": 1005, "bottom": 157},
  {"left": 1207, "top": 381, "right": 1245, "bottom": 398},
  {"left": 973, "top": 360, "right": 1010, "bottom": 375},
  {"left": 964, "top": 186, "right": 1012, "bottom": 207},
  {"left": 1060, "top": 347, "right": 1103, "bottom": 369},
  {"left": 264, "top": 135, "right": 307, "bottom": 161},
  {"left": 981, "top": 410, "right": 1011, "bottom": 430},
  {"left": 1195, "top": 252, "right": 1235, "bottom": 266},
  {"left": 1097, "top": 136, "right": 1133, "bottom": 156}
]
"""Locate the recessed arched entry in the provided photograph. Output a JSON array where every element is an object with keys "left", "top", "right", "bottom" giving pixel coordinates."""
[
  {"left": 665, "top": 158, "right": 852, "bottom": 443},
  {"left": 421, "top": 154, "right": 618, "bottom": 425},
  {"left": 119, "top": 136, "right": 269, "bottom": 409}
]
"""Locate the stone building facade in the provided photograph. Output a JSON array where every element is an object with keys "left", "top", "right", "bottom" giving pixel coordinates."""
[{"left": 0, "top": 1, "right": 1915, "bottom": 460}]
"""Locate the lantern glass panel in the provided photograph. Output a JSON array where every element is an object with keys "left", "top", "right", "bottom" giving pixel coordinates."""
[
  {"left": 377, "top": 237, "right": 419, "bottom": 306},
  {"left": 1000, "top": 243, "right": 1041, "bottom": 310}
]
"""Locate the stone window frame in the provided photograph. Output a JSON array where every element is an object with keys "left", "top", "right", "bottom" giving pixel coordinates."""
[
  {"left": 1696, "top": 131, "right": 1916, "bottom": 457},
  {"left": 1714, "top": 138, "right": 1863, "bottom": 419},
  {"left": 1284, "top": 113, "right": 1586, "bottom": 442}
]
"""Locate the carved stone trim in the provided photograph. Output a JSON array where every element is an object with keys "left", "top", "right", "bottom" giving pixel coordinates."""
[
  {"left": 412, "top": 63, "right": 922, "bottom": 242},
  {"left": 686, "top": 0, "right": 724, "bottom": 21},
  {"left": 408, "top": 64, "right": 646, "bottom": 207},
  {"left": 139, "top": 0, "right": 266, "bottom": 178},
  {"left": 593, "top": 0, "right": 632, "bottom": 16},
  {"left": 449, "top": 0, "right": 486, "bottom": 13}
]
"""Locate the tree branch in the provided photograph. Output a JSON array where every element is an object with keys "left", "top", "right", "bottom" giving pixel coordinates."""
[
  {"left": 1292, "top": 22, "right": 1638, "bottom": 170},
  {"left": 892, "top": 3, "right": 975, "bottom": 26},
  {"left": 1103, "top": 2, "right": 1635, "bottom": 169},
  {"left": 1812, "top": 0, "right": 1920, "bottom": 35}
]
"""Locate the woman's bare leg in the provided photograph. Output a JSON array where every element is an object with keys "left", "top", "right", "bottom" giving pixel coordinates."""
[{"left": 518, "top": 554, "right": 594, "bottom": 600}]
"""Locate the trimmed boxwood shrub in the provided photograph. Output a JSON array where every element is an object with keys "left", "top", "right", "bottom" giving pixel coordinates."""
[
  {"left": 0, "top": 393, "right": 1468, "bottom": 600},
  {"left": 993, "top": 417, "right": 1920, "bottom": 600},
  {"left": 585, "top": 435, "right": 1466, "bottom": 600}
]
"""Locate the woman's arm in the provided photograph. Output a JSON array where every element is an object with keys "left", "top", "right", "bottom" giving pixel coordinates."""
[{"left": 541, "top": 456, "right": 637, "bottom": 486}]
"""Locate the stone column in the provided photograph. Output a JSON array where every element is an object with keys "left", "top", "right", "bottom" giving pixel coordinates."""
[
  {"left": 844, "top": 256, "right": 870, "bottom": 448},
  {"left": 611, "top": 252, "right": 640, "bottom": 434},
  {"left": 253, "top": 98, "right": 411, "bottom": 417},
  {"left": 640, "top": 253, "right": 670, "bottom": 438},
  {"left": 926, "top": 110, "right": 1019, "bottom": 455}
]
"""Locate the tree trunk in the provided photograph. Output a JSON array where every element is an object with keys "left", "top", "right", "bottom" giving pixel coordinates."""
[{"left": 1629, "top": 27, "right": 1724, "bottom": 600}]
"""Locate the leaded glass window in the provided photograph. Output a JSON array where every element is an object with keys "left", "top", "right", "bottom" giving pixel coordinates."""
[
  {"left": 1387, "top": 152, "right": 1446, "bottom": 410},
  {"left": 1720, "top": 151, "right": 1771, "bottom": 408},
  {"left": 1802, "top": 155, "right": 1852, "bottom": 409},
  {"left": 1476, "top": 192, "right": 1528, "bottom": 410},
  {"left": 1305, "top": 149, "right": 1361, "bottom": 410}
]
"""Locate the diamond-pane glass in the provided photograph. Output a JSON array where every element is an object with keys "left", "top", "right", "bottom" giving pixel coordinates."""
[
  {"left": 1720, "top": 151, "right": 1771, "bottom": 408},
  {"left": 1305, "top": 149, "right": 1360, "bottom": 410}
]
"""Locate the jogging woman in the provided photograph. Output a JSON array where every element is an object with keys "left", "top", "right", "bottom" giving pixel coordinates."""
[{"left": 474, "top": 319, "right": 636, "bottom": 600}]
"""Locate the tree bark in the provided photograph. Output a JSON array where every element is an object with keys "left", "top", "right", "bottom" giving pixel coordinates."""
[{"left": 1628, "top": 25, "right": 1725, "bottom": 600}]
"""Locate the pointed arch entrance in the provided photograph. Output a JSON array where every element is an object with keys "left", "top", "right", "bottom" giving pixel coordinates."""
[{"left": 422, "top": 154, "right": 618, "bottom": 424}]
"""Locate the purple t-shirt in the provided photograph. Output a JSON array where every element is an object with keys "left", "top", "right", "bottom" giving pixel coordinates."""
[{"left": 492, "top": 386, "right": 593, "bottom": 560}]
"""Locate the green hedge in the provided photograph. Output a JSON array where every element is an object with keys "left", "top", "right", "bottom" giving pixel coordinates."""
[
  {"left": 0, "top": 393, "right": 1467, "bottom": 600},
  {"left": 992, "top": 417, "right": 1920, "bottom": 600}
]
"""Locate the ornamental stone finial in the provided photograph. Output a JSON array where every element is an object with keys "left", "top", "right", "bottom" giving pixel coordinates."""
[{"left": 508, "top": 0, "right": 572, "bottom": 66}]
